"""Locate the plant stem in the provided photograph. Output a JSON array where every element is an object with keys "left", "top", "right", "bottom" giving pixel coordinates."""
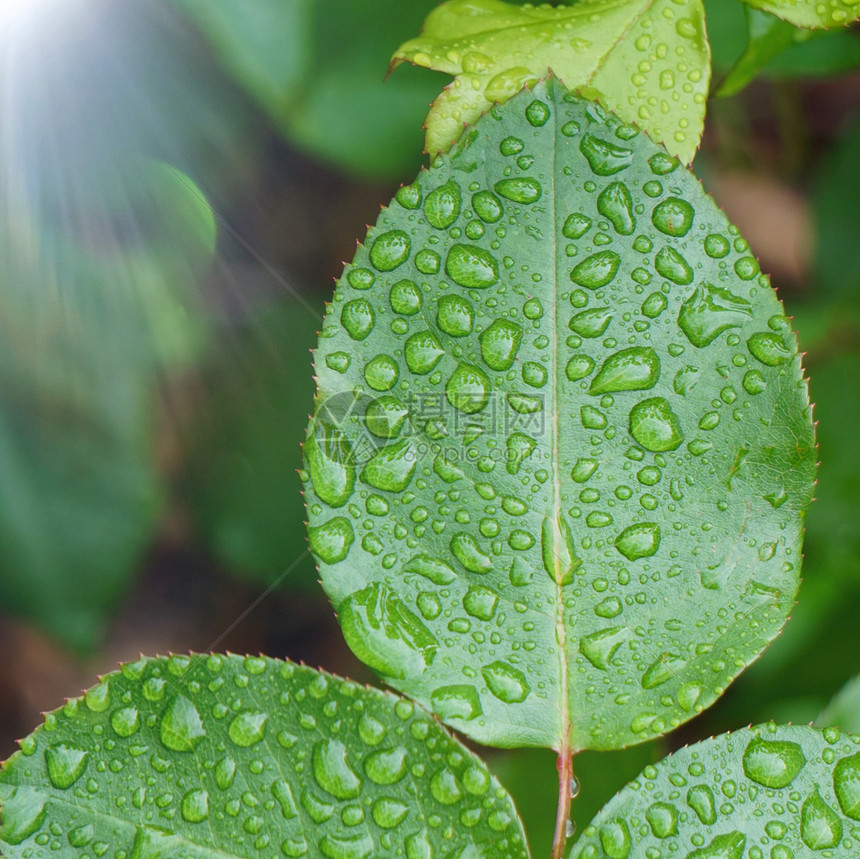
[{"left": 551, "top": 747, "right": 574, "bottom": 859}]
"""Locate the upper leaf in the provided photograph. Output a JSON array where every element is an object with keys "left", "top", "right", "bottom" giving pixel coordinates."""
[
  {"left": 303, "top": 80, "right": 816, "bottom": 752},
  {"left": 739, "top": 0, "right": 860, "bottom": 29},
  {"left": 570, "top": 723, "right": 860, "bottom": 856},
  {"left": 392, "top": 0, "right": 710, "bottom": 164},
  {"left": 0, "top": 655, "right": 529, "bottom": 858}
]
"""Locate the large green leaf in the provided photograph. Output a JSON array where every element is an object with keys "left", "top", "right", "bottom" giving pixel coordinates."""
[
  {"left": 739, "top": 0, "right": 860, "bottom": 29},
  {"left": 571, "top": 723, "right": 860, "bottom": 856},
  {"left": 0, "top": 655, "right": 529, "bottom": 858},
  {"left": 302, "top": 80, "right": 816, "bottom": 751},
  {"left": 392, "top": 0, "right": 710, "bottom": 164}
]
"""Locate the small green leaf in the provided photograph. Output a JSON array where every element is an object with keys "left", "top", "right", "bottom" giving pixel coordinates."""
[
  {"left": 0, "top": 655, "right": 529, "bottom": 858},
  {"left": 570, "top": 724, "right": 859, "bottom": 856},
  {"left": 739, "top": 0, "right": 860, "bottom": 28},
  {"left": 818, "top": 674, "right": 860, "bottom": 734},
  {"left": 304, "top": 81, "right": 816, "bottom": 751},
  {"left": 392, "top": 0, "right": 710, "bottom": 163}
]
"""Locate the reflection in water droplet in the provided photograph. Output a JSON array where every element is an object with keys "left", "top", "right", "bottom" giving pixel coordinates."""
[
  {"left": 580, "top": 627, "right": 628, "bottom": 670},
  {"left": 160, "top": 695, "right": 206, "bottom": 753},
  {"left": 424, "top": 180, "right": 461, "bottom": 230},
  {"left": 482, "top": 661, "right": 530, "bottom": 703},
  {"left": 615, "top": 523, "right": 661, "bottom": 560},
  {"left": 446, "top": 244, "right": 500, "bottom": 289},
  {"left": 678, "top": 284, "right": 752, "bottom": 348},
  {"left": 472, "top": 190, "right": 503, "bottom": 223},
  {"left": 654, "top": 247, "right": 693, "bottom": 285},
  {"left": 405, "top": 330, "right": 445, "bottom": 375},
  {"left": 306, "top": 423, "right": 356, "bottom": 508},
  {"left": 494, "top": 177, "right": 542, "bottom": 204},
  {"left": 361, "top": 440, "right": 416, "bottom": 493},
  {"left": 686, "top": 785, "right": 716, "bottom": 825},
  {"left": 747, "top": 332, "right": 791, "bottom": 366},
  {"left": 339, "top": 583, "right": 437, "bottom": 679},
  {"left": 446, "top": 364, "right": 490, "bottom": 414},
  {"left": 308, "top": 516, "right": 355, "bottom": 564},
  {"left": 228, "top": 710, "right": 268, "bottom": 747},
  {"left": 742, "top": 736, "right": 806, "bottom": 787},
  {"left": 431, "top": 685, "right": 482, "bottom": 721},
  {"left": 597, "top": 182, "right": 636, "bottom": 235},
  {"left": 629, "top": 398, "right": 684, "bottom": 451},
  {"left": 370, "top": 230, "right": 410, "bottom": 272},
  {"left": 45, "top": 744, "right": 89, "bottom": 789},
  {"left": 571, "top": 251, "right": 621, "bottom": 289},
  {"left": 684, "top": 831, "right": 745, "bottom": 858},
  {"left": 652, "top": 197, "right": 694, "bottom": 237},
  {"left": 800, "top": 786, "right": 842, "bottom": 849},
  {"left": 580, "top": 135, "right": 633, "bottom": 175},
  {"left": 313, "top": 738, "right": 362, "bottom": 799},
  {"left": 589, "top": 347, "right": 660, "bottom": 394}
]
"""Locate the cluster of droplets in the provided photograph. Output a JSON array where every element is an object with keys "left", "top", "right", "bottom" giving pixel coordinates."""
[
  {"left": 571, "top": 724, "right": 860, "bottom": 858},
  {"left": 0, "top": 656, "right": 528, "bottom": 859},
  {"left": 303, "top": 82, "right": 815, "bottom": 749}
]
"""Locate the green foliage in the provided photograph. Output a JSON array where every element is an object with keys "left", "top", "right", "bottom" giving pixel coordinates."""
[
  {"left": 303, "top": 80, "right": 816, "bottom": 751},
  {"left": 739, "top": 0, "right": 860, "bottom": 29},
  {"left": 819, "top": 675, "right": 860, "bottom": 734},
  {"left": 393, "top": 0, "right": 710, "bottom": 164},
  {"left": 177, "top": 0, "right": 445, "bottom": 180},
  {"left": 0, "top": 162, "right": 214, "bottom": 650},
  {"left": 0, "top": 655, "right": 529, "bottom": 858},
  {"left": 183, "top": 298, "right": 321, "bottom": 586},
  {"left": 571, "top": 723, "right": 860, "bottom": 856}
]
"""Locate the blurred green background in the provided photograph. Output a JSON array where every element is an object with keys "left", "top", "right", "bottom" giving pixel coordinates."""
[{"left": 0, "top": 0, "right": 859, "bottom": 854}]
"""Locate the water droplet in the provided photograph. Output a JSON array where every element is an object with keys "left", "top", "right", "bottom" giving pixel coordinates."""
[
  {"left": 800, "top": 786, "right": 843, "bottom": 849},
  {"left": 642, "top": 654, "right": 685, "bottom": 689},
  {"left": 446, "top": 244, "right": 499, "bottom": 288},
  {"left": 641, "top": 292, "right": 667, "bottom": 318},
  {"left": 463, "top": 585, "right": 499, "bottom": 620},
  {"left": 403, "top": 554, "right": 457, "bottom": 585},
  {"left": 615, "top": 523, "right": 661, "bottom": 560},
  {"left": 506, "top": 432, "right": 536, "bottom": 474},
  {"left": 742, "top": 369, "right": 766, "bottom": 395},
  {"left": 580, "top": 627, "right": 628, "bottom": 670},
  {"left": 833, "top": 751, "right": 860, "bottom": 819},
  {"left": 541, "top": 514, "right": 581, "bottom": 585},
  {"left": 748, "top": 332, "right": 791, "bottom": 366},
  {"left": 370, "top": 230, "right": 410, "bottom": 272},
  {"left": 597, "top": 183, "right": 635, "bottom": 235},
  {"left": 450, "top": 533, "right": 492, "bottom": 573},
  {"left": 227, "top": 709, "right": 267, "bottom": 747},
  {"left": 160, "top": 695, "right": 206, "bottom": 752},
  {"left": 389, "top": 279, "right": 422, "bottom": 315},
  {"left": 306, "top": 423, "right": 355, "bottom": 508},
  {"left": 446, "top": 364, "right": 490, "bottom": 413},
  {"left": 479, "top": 318, "right": 523, "bottom": 371},
  {"left": 308, "top": 516, "right": 355, "bottom": 564},
  {"left": 0, "top": 787, "right": 47, "bottom": 845},
  {"left": 649, "top": 153, "right": 679, "bottom": 175},
  {"left": 424, "top": 180, "right": 461, "bottom": 230},
  {"left": 437, "top": 295, "right": 474, "bottom": 337},
  {"left": 181, "top": 789, "right": 209, "bottom": 823},
  {"left": 472, "top": 190, "right": 503, "bottom": 223},
  {"left": 371, "top": 796, "right": 408, "bottom": 829},
  {"left": 678, "top": 284, "right": 752, "bottom": 348},
  {"left": 494, "top": 177, "right": 542, "bottom": 204},
  {"left": 646, "top": 801, "right": 678, "bottom": 838},
  {"left": 685, "top": 831, "right": 745, "bottom": 858},
  {"left": 742, "top": 736, "right": 805, "bottom": 787},
  {"left": 361, "top": 439, "right": 416, "bottom": 492},
  {"left": 629, "top": 397, "right": 684, "bottom": 451},
  {"left": 598, "top": 819, "right": 631, "bottom": 858},
  {"left": 364, "top": 396, "right": 408, "bottom": 439},
  {"left": 431, "top": 685, "right": 482, "bottom": 721},
  {"left": 563, "top": 213, "right": 592, "bottom": 239},
  {"left": 415, "top": 249, "right": 440, "bottom": 274},
  {"left": 687, "top": 785, "right": 716, "bottom": 824},
  {"left": 339, "top": 580, "right": 430, "bottom": 675},
  {"left": 566, "top": 354, "right": 595, "bottom": 381},
  {"left": 525, "top": 99, "right": 550, "bottom": 126},
  {"left": 405, "top": 331, "right": 445, "bottom": 375},
  {"left": 340, "top": 299, "right": 374, "bottom": 341},
  {"left": 570, "top": 251, "right": 621, "bottom": 290},
  {"left": 655, "top": 247, "right": 693, "bottom": 284},
  {"left": 319, "top": 832, "right": 373, "bottom": 859},
  {"left": 311, "top": 738, "right": 362, "bottom": 800},
  {"left": 580, "top": 135, "right": 633, "bottom": 175},
  {"left": 482, "top": 661, "right": 530, "bottom": 703},
  {"left": 326, "top": 352, "right": 351, "bottom": 373},
  {"left": 499, "top": 136, "right": 524, "bottom": 156},
  {"left": 589, "top": 347, "right": 660, "bottom": 394},
  {"left": 396, "top": 183, "right": 421, "bottom": 210},
  {"left": 569, "top": 307, "right": 612, "bottom": 338},
  {"left": 45, "top": 744, "right": 89, "bottom": 789},
  {"left": 109, "top": 706, "right": 140, "bottom": 738},
  {"left": 522, "top": 361, "right": 548, "bottom": 388},
  {"left": 704, "top": 233, "right": 730, "bottom": 258},
  {"left": 215, "top": 756, "right": 236, "bottom": 790},
  {"left": 652, "top": 198, "right": 694, "bottom": 237}
]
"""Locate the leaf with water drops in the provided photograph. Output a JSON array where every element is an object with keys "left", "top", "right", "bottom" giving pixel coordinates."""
[
  {"left": 0, "top": 654, "right": 529, "bottom": 859},
  {"left": 570, "top": 723, "right": 860, "bottom": 857},
  {"left": 739, "top": 0, "right": 860, "bottom": 29},
  {"left": 391, "top": 0, "right": 710, "bottom": 163},
  {"left": 303, "top": 79, "right": 815, "bottom": 751}
]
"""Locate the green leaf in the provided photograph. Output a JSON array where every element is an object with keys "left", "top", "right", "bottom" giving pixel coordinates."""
[
  {"left": 739, "top": 0, "right": 860, "bottom": 28},
  {"left": 716, "top": 8, "right": 802, "bottom": 97},
  {"left": 183, "top": 297, "right": 322, "bottom": 587},
  {"left": 819, "top": 675, "right": 860, "bottom": 734},
  {"left": 303, "top": 80, "right": 816, "bottom": 751},
  {"left": 392, "top": 0, "right": 710, "bottom": 164},
  {"left": 0, "top": 655, "right": 529, "bottom": 859},
  {"left": 705, "top": 0, "right": 860, "bottom": 80},
  {"left": 571, "top": 723, "right": 860, "bottom": 856}
]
